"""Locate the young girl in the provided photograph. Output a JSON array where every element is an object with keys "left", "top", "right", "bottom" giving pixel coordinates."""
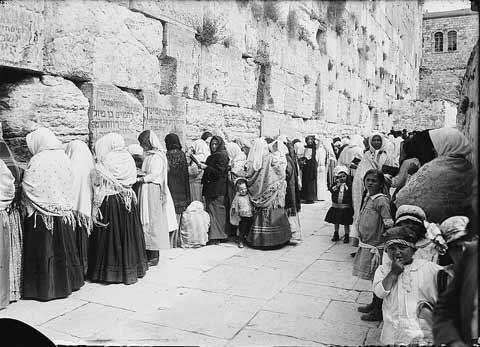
[
  {"left": 324, "top": 165, "right": 353, "bottom": 243},
  {"left": 374, "top": 226, "right": 441, "bottom": 345},
  {"left": 230, "top": 178, "right": 253, "bottom": 248},
  {"left": 353, "top": 169, "right": 393, "bottom": 321}
]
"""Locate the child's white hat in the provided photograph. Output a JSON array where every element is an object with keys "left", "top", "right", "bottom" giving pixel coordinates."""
[{"left": 334, "top": 165, "right": 349, "bottom": 176}]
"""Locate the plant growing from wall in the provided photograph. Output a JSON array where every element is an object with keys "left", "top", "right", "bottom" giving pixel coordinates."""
[
  {"left": 287, "top": 9, "right": 299, "bottom": 39},
  {"left": 383, "top": 52, "right": 387, "bottom": 61},
  {"left": 298, "top": 27, "right": 315, "bottom": 49},
  {"left": 328, "top": 60, "right": 333, "bottom": 71},
  {"left": 223, "top": 36, "right": 233, "bottom": 48},
  {"left": 369, "top": 34, "right": 375, "bottom": 41},
  {"left": 263, "top": 1, "right": 279, "bottom": 23},
  {"left": 328, "top": 83, "right": 334, "bottom": 91},
  {"left": 194, "top": 14, "right": 226, "bottom": 46},
  {"left": 251, "top": 2, "right": 263, "bottom": 21},
  {"left": 335, "top": 21, "right": 345, "bottom": 36}
]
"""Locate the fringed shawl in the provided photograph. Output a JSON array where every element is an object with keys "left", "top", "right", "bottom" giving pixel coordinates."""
[
  {"left": 92, "top": 133, "right": 137, "bottom": 221},
  {"left": 247, "top": 153, "right": 287, "bottom": 209},
  {"left": 22, "top": 128, "right": 75, "bottom": 230},
  {"left": 65, "top": 140, "right": 95, "bottom": 232}
]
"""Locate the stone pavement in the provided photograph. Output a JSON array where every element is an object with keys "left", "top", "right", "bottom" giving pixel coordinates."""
[{"left": 0, "top": 202, "right": 382, "bottom": 346}]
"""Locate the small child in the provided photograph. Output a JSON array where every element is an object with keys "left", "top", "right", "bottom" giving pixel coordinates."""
[
  {"left": 353, "top": 169, "right": 393, "bottom": 322},
  {"left": 324, "top": 165, "right": 353, "bottom": 243},
  {"left": 373, "top": 226, "right": 441, "bottom": 345},
  {"left": 230, "top": 178, "right": 253, "bottom": 248}
]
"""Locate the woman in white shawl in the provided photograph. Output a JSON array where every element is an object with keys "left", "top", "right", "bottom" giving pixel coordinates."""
[
  {"left": 137, "top": 130, "right": 170, "bottom": 266},
  {"left": 65, "top": 140, "right": 95, "bottom": 276},
  {"left": 315, "top": 136, "right": 328, "bottom": 201},
  {"left": 22, "top": 127, "right": 84, "bottom": 300},
  {"left": 226, "top": 141, "right": 248, "bottom": 236},
  {"left": 338, "top": 134, "right": 364, "bottom": 177},
  {"left": 0, "top": 159, "right": 22, "bottom": 309},
  {"left": 351, "top": 133, "right": 394, "bottom": 240},
  {"left": 88, "top": 133, "right": 148, "bottom": 284},
  {"left": 246, "top": 138, "right": 291, "bottom": 247},
  {"left": 187, "top": 139, "right": 209, "bottom": 202}
]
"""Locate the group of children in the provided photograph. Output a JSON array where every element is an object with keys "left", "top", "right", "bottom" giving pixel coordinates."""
[{"left": 324, "top": 165, "right": 445, "bottom": 345}]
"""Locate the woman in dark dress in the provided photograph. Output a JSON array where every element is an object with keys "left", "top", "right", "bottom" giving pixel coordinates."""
[
  {"left": 165, "top": 133, "right": 191, "bottom": 247},
  {"left": 301, "top": 135, "right": 318, "bottom": 203},
  {"left": 285, "top": 141, "right": 302, "bottom": 241},
  {"left": 199, "top": 136, "right": 229, "bottom": 244},
  {"left": 22, "top": 127, "right": 84, "bottom": 300},
  {"left": 87, "top": 133, "right": 148, "bottom": 285}
]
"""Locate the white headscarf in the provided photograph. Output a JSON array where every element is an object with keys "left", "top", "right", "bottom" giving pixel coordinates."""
[
  {"left": 65, "top": 140, "right": 95, "bottom": 231},
  {"left": 247, "top": 138, "right": 269, "bottom": 172},
  {"left": 429, "top": 127, "right": 471, "bottom": 158},
  {"left": 268, "top": 139, "right": 288, "bottom": 166},
  {"left": 192, "top": 139, "right": 210, "bottom": 162},
  {"left": 23, "top": 127, "right": 74, "bottom": 229},
  {"left": 226, "top": 142, "right": 246, "bottom": 164},
  {"left": 0, "top": 159, "right": 14, "bottom": 211},
  {"left": 94, "top": 133, "right": 137, "bottom": 187},
  {"left": 127, "top": 144, "right": 144, "bottom": 156}
]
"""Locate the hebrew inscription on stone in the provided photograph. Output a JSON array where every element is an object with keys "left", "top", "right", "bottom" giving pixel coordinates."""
[
  {"left": 142, "top": 90, "right": 187, "bottom": 144},
  {"left": 0, "top": 2, "right": 44, "bottom": 71},
  {"left": 81, "top": 83, "right": 143, "bottom": 146}
]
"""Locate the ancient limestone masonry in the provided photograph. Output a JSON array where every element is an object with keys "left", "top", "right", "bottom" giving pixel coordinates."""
[
  {"left": 0, "top": 0, "right": 423, "bottom": 162},
  {"left": 420, "top": 9, "right": 479, "bottom": 102}
]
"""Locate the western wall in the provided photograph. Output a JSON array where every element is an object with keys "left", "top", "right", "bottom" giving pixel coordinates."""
[{"left": 0, "top": 0, "right": 423, "bottom": 162}]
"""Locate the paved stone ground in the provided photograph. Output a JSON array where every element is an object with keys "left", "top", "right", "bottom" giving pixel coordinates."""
[{"left": 0, "top": 202, "right": 382, "bottom": 346}]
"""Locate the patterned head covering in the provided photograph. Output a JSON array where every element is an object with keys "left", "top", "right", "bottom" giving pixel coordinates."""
[
  {"left": 395, "top": 205, "right": 427, "bottom": 225},
  {"left": 385, "top": 226, "right": 419, "bottom": 249},
  {"left": 440, "top": 216, "right": 469, "bottom": 243}
]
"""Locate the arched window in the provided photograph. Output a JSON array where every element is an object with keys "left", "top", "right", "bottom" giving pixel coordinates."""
[
  {"left": 447, "top": 31, "right": 457, "bottom": 51},
  {"left": 434, "top": 32, "right": 443, "bottom": 52}
]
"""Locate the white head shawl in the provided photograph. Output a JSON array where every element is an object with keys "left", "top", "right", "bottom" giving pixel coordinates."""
[
  {"left": 65, "top": 140, "right": 95, "bottom": 231},
  {"left": 192, "top": 139, "right": 210, "bottom": 162},
  {"left": 22, "top": 128, "right": 74, "bottom": 228},
  {"left": 349, "top": 135, "right": 365, "bottom": 150},
  {"left": 429, "top": 127, "right": 471, "bottom": 158},
  {"left": 226, "top": 141, "right": 246, "bottom": 164},
  {"left": 127, "top": 144, "right": 143, "bottom": 156},
  {"left": 94, "top": 133, "right": 136, "bottom": 187},
  {"left": 268, "top": 139, "right": 288, "bottom": 166},
  {"left": 148, "top": 131, "right": 164, "bottom": 152},
  {"left": 247, "top": 138, "right": 269, "bottom": 172},
  {"left": 26, "top": 127, "right": 62, "bottom": 154}
]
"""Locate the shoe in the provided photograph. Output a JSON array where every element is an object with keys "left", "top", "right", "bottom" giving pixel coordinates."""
[
  {"left": 146, "top": 250, "right": 159, "bottom": 266},
  {"left": 331, "top": 233, "right": 340, "bottom": 242},
  {"left": 148, "top": 258, "right": 159, "bottom": 267},
  {"left": 238, "top": 241, "right": 244, "bottom": 248},
  {"left": 360, "top": 309, "right": 383, "bottom": 321},
  {"left": 358, "top": 302, "right": 374, "bottom": 313},
  {"left": 350, "top": 252, "right": 356, "bottom": 258},
  {"left": 343, "top": 234, "right": 350, "bottom": 243}
]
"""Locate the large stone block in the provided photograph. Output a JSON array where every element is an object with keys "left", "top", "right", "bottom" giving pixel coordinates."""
[
  {"left": 184, "top": 99, "right": 224, "bottom": 140},
  {"left": 80, "top": 83, "right": 143, "bottom": 147},
  {"left": 0, "top": 75, "right": 89, "bottom": 163},
  {"left": 222, "top": 106, "right": 261, "bottom": 141},
  {"left": 43, "top": 0, "right": 162, "bottom": 90},
  {"left": 141, "top": 90, "right": 187, "bottom": 145},
  {"left": 0, "top": 1, "right": 44, "bottom": 71}
]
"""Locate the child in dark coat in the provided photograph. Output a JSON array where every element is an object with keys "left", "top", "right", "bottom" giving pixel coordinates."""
[{"left": 325, "top": 165, "right": 354, "bottom": 243}]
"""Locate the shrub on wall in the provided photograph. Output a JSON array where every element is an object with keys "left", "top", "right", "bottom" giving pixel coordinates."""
[
  {"left": 263, "top": 1, "right": 279, "bottom": 22},
  {"left": 194, "top": 14, "right": 226, "bottom": 46}
]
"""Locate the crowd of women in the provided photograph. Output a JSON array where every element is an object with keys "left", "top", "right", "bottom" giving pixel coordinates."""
[
  {"left": 319, "top": 128, "right": 477, "bottom": 346},
  {"left": 0, "top": 125, "right": 477, "bottom": 347}
]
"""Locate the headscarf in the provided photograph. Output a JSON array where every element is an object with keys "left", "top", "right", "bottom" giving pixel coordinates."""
[
  {"left": 226, "top": 141, "right": 246, "bottom": 164},
  {"left": 246, "top": 138, "right": 269, "bottom": 173},
  {"left": 384, "top": 226, "right": 419, "bottom": 250},
  {"left": 268, "top": 139, "right": 288, "bottom": 166},
  {"left": 94, "top": 133, "right": 137, "bottom": 187},
  {"left": 22, "top": 127, "right": 74, "bottom": 229},
  {"left": 334, "top": 165, "right": 349, "bottom": 176},
  {"left": 294, "top": 141, "right": 305, "bottom": 159},
  {"left": 338, "top": 134, "right": 364, "bottom": 168},
  {"left": 192, "top": 139, "right": 210, "bottom": 162},
  {"left": 165, "top": 133, "right": 182, "bottom": 151},
  {"left": 210, "top": 135, "right": 227, "bottom": 154},
  {"left": 368, "top": 132, "right": 387, "bottom": 161},
  {"left": 429, "top": 127, "right": 471, "bottom": 158},
  {"left": 65, "top": 140, "right": 95, "bottom": 231},
  {"left": 127, "top": 144, "right": 143, "bottom": 157}
]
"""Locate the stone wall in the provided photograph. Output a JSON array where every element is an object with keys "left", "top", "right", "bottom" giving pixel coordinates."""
[
  {"left": 390, "top": 98, "right": 457, "bottom": 131},
  {"left": 457, "top": 41, "right": 478, "bottom": 170},
  {"left": 0, "top": 0, "right": 423, "bottom": 162},
  {"left": 419, "top": 10, "right": 479, "bottom": 102}
]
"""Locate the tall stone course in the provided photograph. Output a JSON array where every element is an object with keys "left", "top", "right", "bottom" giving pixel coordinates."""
[{"left": 0, "top": 0, "right": 423, "bottom": 162}]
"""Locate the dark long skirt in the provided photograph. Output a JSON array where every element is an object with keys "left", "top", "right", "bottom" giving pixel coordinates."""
[
  {"left": 301, "top": 160, "right": 317, "bottom": 201},
  {"left": 75, "top": 224, "right": 89, "bottom": 276},
  {"left": 87, "top": 194, "right": 148, "bottom": 285},
  {"left": 205, "top": 196, "right": 228, "bottom": 241},
  {"left": 247, "top": 207, "right": 291, "bottom": 248},
  {"left": 23, "top": 215, "right": 84, "bottom": 301}
]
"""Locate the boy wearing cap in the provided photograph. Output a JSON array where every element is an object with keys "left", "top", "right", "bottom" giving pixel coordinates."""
[{"left": 373, "top": 226, "right": 442, "bottom": 346}]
